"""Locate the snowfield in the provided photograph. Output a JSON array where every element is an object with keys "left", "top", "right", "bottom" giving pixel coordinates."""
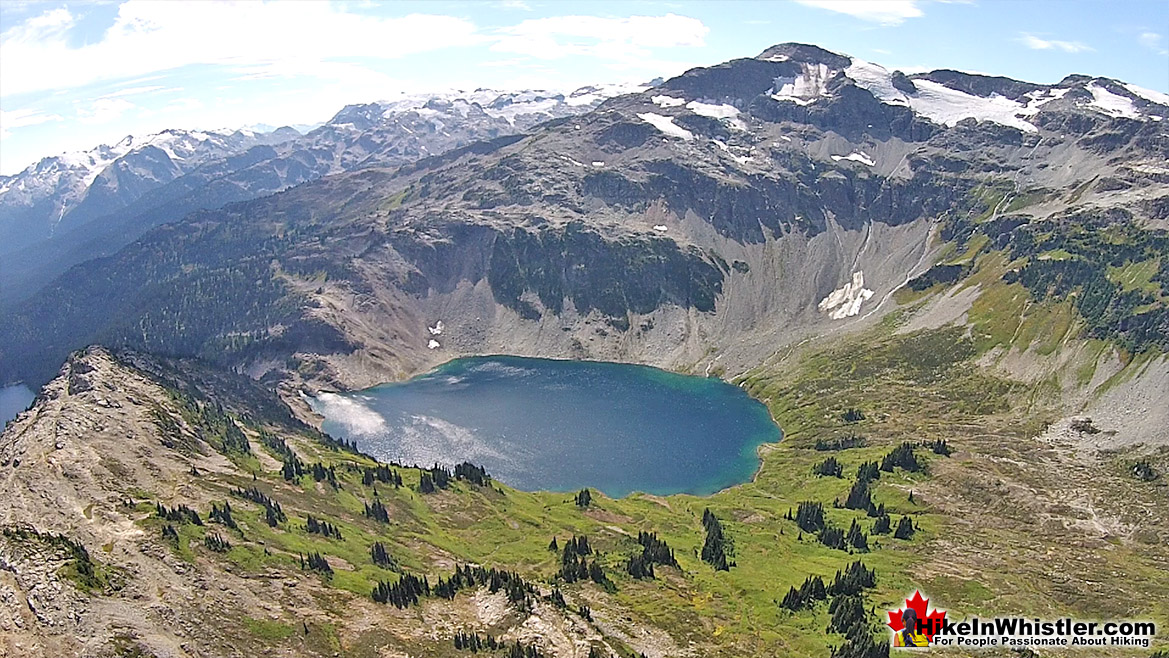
[
  {"left": 819, "top": 271, "right": 875, "bottom": 320},
  {"left": 1084, "top": 83, "right": 1141, "bottom": 119},
  {"left": 637, "top": 113, "right": 695, "bottom": 140},
  {"left": 831, "top": 152, "right": 875, "bottom": 167}
]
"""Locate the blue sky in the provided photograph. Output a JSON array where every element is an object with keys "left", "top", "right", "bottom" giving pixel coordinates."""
[{"left": 1, "top": 0, "right": 1166, "bottom": 175}]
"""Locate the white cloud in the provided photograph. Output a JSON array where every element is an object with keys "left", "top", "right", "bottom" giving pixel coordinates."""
[
  {"left": 0, "top": 108, "right": 63, "bottom": 138},
  {"left": 1018, "top": 33, "right": 1093, "bottom": 53},
  {"left": 793, "top": 1, "right": 924, "bottom": 26},
  {"left": 99, "top": 85, "right": 169, "bottom": 99},
  {"left": 77, "top": 98, "right": 136, "bottom": 124},
  {"left": 1138, "top": 31, "right": 1169, "bottom": 56},
  {"left": 492, "top": 13, "right": 708, "bottom": 63},
  {"left": 497, "top": 0, "right": 532, "bottom": 10},
  {"left": 0, "top": 1, "right": 481, "bottom": 98}
]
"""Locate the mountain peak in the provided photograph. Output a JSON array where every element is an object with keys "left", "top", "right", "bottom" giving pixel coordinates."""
[{"left": 756, "top": 42, "right": 851, "bottom": 69}]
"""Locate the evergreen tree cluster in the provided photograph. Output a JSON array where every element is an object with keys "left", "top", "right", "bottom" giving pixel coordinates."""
[
  {"left": 363, "top": 499, "right": 390, "bottom": 523},
  {"left": 814, "top": 456, "right": 844, "bottom": 478},
  {"left": 209, "top": 502, "right": 238, "bottom": 530},
  {"left": 453, "top": 461, "right": 491, "bottom": 486},
  {"left": 281, "top": 453, "right": 306, "bottom": 481},
  {"left": 922, "top": 439, "right": 952, "bottom": 456},
  {"left": 155, "top": 502, "right": 202, "bottom": 526},
  {"left": 780, "top": 574, "right": 827, "bottom": 611},
  {"left": 310, "top": 462, "right": 339, "bottom": 488},
  {"left": 362, "top": 464, "right": 402, "bottom": 487},
  {"left": 174, "top": 394, "right": 251, "bottom": 456},
  {"left": 880, "top": 442, "right": 922, "bottom": 473},
  {"left": 636, "top": 531, "right": 678, "bottom": 568},
  {"left": 827, "top": 560, "right": 877, "bottom": 596},
  {"left": 371, "top": 573, "right": 429, "bottom": 608},
  {"left": 203, "top": 532, "right": 231, "bottom": 553},
  {"left": 549, "top": 587, "right": 566, "bottom": 609},
  {"left": 700, "top": 509, "right": 733, "bottom": 571},
  {"left": 419, "top": 471, "right": 437, "bottom": 494},
  {"left": 893, "top": 516, "right": 916, "bottom": 540},
  {"left": 845, "top": 519, "right": 868, "bottom": 552},
  {"left": 370, "top": 541, "right": 397, "bottom": 569},
  {"left": 161, "top": 524, "right": 180, "bottom": 544},
  {"left": 871, "top": 514, "right": 891, "bottom": 535},
  {"left": 791, "top": 501, "right": 825, "bottom": 533},
  {"left": 430, "top": 464, "right": 452, "bottom": 488},
  {"left": 452, "top": 632, "right": 546, "bottom": 658},
  {"left": 841, "top": 408, "right": 866, "bottom": 423},
  {"left": 819, "top": 525, "right": 846, "bottom": 550},
  {"left": 260, "top": 431, "right": 295, "bottom": 461},
  {"left": 418, "top": 464, "right": 452, "bottom": 494},
  {"left": 559, "top": 536, "right": 607, "bottom": 587},
  {"left": 433, "top": 565, "right": 538, "bottom": 612},
  {"left": 826, "top": 561, "right": 886, "bottom": 658},
  {"left": 626, "top": 553, "right": 655, "bottom": 579},
  {"left": 856, "top": 461, "right": 881, "bottom": 483},
  {"left": 318, "top": 432, "right": 361, "bottom": 454},
  {"left": 232, "top": 485, "right": 286, "bottom": 526},
  {"left": 575, "top": 488, "right": 592, "bottom": 508},
  {"left": 452, "top": 630, "right": 501, "bottom": 653},
  {"left": 843, "top": 479, "right": 875, "bottom": 514},
  {"left": 302, "top": 551, "right": 333, "bottom": 576},
  {"left": 828, "top": 594, "right": 888, "bottom": 658},
  {"left": 999, "top": 217, "right": 1169, "bottom": 353},
  {"left": 815, "top": 435, "right": 866, "bottom": 451},
  {"left": 305, "top": 515, "right": 343, "bottom": 540}
]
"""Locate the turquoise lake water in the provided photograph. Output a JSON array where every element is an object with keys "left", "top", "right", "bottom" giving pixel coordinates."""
[{"left": 308, "top": 356, "right": 781, "bottom": 497}]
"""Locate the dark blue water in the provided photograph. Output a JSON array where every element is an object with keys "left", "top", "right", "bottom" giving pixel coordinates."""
[
  {"left": 0, "top": 384, "right": 35, "bottom": 428},
  {"left": 308, "top": 356, "right": 780, "bottom": 497}
]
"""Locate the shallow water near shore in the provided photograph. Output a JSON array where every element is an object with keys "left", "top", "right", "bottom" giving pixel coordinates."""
[{"left": 308, "top": 356, "right": 781, "bottom": 498}]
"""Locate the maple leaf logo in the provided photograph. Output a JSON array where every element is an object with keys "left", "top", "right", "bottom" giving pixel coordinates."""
[{"left": 887, "top": 590, "right": 947, "bottom": 642}]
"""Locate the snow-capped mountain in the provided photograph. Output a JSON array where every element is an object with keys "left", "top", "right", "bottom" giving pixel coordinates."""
[
  {"left": 0, "top": 85, "right": 645, "bottom": 305},
  {"left": 741, "top": 43, "right": 1168, "bottom": 131},
  {"left": 0, "top": 127, "right": 299, "bottom": 253}
]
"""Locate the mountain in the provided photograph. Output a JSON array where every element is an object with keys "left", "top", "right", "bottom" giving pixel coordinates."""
[
  {"left": 0, "top": 85, "right": 646, "bottom": 306},
  {"left": 2, "top": 44, "right": 1164, "bottom": 393},
  {"left": 2, "top": 43, "right": 1169, "bottom": 658},
  {"left": 0, "top": 127, "right": 298, "bottom": 254}
]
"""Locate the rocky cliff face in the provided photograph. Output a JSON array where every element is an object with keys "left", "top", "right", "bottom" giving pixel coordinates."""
[{"left": 1, "top": 44, "right": 1166, "bottom": 393}]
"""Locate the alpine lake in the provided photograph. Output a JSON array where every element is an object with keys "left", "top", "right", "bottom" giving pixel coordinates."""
[{"left": 308, "top": 356, "right": 781, "bottom": 498}]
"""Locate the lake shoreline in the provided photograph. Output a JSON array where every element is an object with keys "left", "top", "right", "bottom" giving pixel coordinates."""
[{"left": 308, "top": 355, "right": 782, "bottom": 499}]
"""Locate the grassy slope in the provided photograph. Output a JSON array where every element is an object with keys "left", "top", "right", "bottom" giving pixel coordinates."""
[{"left": 138, "top": 294, "right": 1168, "bottom": 657}]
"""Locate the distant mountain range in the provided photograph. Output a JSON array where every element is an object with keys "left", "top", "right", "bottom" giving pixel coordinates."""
[
  {"left": 3, "top": 43, "right": 1165, "bottom": 393},
  {"left": 0, "top": 84, "right": 647, "bottom": 304}
]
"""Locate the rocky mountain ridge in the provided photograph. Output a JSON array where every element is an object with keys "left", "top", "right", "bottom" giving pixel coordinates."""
[
  {"left": 4, "top": 43, "right": 1165, "bottom": 397},
  {"left": 0, "top": 86, "right": 644, "bottom": 305}
]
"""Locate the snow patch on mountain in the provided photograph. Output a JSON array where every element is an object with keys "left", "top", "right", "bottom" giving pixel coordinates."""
[
  {"left": 844, "top": 58, "right": 1039, "bottom": 132},
  {"left": 819, "top": 271, "right": 875, "bottom": 320},
  {"left": 1122, "top": 83, "right": 1169, "bottom": 108},
  {"left": 637, "top": 113, "right": 695, "bottom": 140},
  {"left": 844, "top": 59, "right": 910, "bottom": 107},
  {"left": 772, "top": 62, "right": 834, "bottom": 105},
  {"left": 1084, "top": 83, "right": 1141, "bottom": 119},
  {"left": 1022, "top": 87, "right": 1070, "bottom": 112},
  {"left": 652, "top": 95, "right": 686, "bottom": 108},
  {"left": 831, "top": 152, "right": 875, "bottom": 166}
]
